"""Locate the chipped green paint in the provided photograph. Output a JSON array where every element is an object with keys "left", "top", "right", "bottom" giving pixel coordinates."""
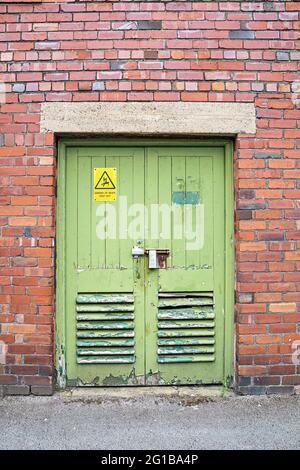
[
  {"left": 77, "top": 330, "right": 134, "bottom": 338},
  {"left": 158, "top": 346, "right": 215, "bottom": 355},
  {"left": 158, "top": 297, "right": 214, "bottom": 308},
  {"left": 157, "top": 292, "right": 215, "bottom": 364},
  {"left": 158, "top": 308, "right": 214, "bottom": 320},
  {"left": 76, "top": 313, "right": 134, "bottom": 321},
  {"left": 172, "top": 191, "right": 200, "bottom": 205},
  {"left": 76, "top": 304, "right": 134, "bottom": 312}
]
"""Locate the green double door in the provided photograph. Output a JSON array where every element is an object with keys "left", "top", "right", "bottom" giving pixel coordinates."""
[{"left": 61, "top": 142, "right": 231, "bottom": 386}]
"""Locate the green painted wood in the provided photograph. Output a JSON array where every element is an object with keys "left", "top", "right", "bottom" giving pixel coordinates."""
[
  {"left": 76, "top": 304, "right": 134, "bottom": 312},
  {"left": 77, "top": 348, "right": 134, "bottom": 356},
  {"left": 158, "top": 328, "right": 215, "bottom": 338},
  {"left": 158, "top": 320, "right": 215, "bottom": 329},
  {"left": 146, "top": 146, "right": 226, "bottom": 384},
  {"left": 61, "top": 146, "right": 146, "bottom": 384},
  {"left": 172, "top": 191, "right": 200, "bottom": 205},
  {"left": 76, "top": 294, "right": 134, "bottom": 304},
  {"left": 78, "top": 155, "right": 91, "bottom": 268},
  {"left": 224, "top": 142, "right": 235, "bottom": 386},
  {"left": 77, "top": 331, "right": 134, "bottom": 338},
  {"left": 77, "top": 321, "right": 134, "bottom": 330},
  {"left": 78, "top": 357, "right": 135, "bottom": 364},
  {"left": 158, "top": 308, "right": 214, "bottom": 320},
  {"left": 56, "top": 139, "right": 234, "bottom": 387}
]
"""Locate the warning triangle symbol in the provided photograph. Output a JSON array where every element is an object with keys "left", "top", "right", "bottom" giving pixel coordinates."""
[{"left": 95, "top": 171, "right": 115, "bottom": 190}]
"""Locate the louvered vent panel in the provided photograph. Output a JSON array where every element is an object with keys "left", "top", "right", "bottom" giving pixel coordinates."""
[
  {"left": 76, "top": 294, "right": 135, "bottom": 364},
  {"left": 157, "top": 292, "right": 215, "bottom": 363}
]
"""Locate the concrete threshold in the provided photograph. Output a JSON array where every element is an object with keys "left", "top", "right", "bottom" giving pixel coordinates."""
[{"left": 61, "top": 385, "right": 232, "bottom": 400}]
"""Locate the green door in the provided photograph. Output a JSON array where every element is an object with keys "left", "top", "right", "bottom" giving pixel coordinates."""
[{"left": 57, "top": 140, "right": 233, "bottom": 387}]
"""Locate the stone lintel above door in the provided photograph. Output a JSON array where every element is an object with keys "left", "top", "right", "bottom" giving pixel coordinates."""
[{"left": 41, "top": 102, "right": 256, "bottom": 136}]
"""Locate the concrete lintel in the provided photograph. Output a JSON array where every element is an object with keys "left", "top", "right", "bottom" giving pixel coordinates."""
[{"left": 41, "top": 102, "right": 256, "bottom": 135}]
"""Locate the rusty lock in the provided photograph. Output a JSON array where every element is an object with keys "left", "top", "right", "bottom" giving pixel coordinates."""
[{"left": 144, "top": 249, "right": 170, "bottom": 269}]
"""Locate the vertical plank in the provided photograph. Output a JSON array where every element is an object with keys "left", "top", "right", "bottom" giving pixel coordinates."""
[
  {"left": 158, "top": 155, "right": 172, "bottom": 258},
  {"left": 65, "top": 147, "right": 78, "bottom": 378},
  {"left": 199, "top": 156, "right": 213, "bottom": 270},
  {"left": 185, "top": 154, "right": 200, "bottom": 267},
  {"left": 119, "top": 154, "right": 133, "bottom": 269},
  {"left": 105, "top": 151, "right": 120, "bottom": 268},
  {"left": 78, "top": 155, "right": 91, "bottom": 268}
]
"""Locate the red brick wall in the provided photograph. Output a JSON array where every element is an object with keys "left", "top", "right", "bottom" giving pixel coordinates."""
[{"left": 0, "top": 0, "right": 300, "bottom": 395}]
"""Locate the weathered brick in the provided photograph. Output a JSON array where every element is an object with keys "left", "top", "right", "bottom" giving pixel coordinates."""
[
  {"left": 229, "top": 30, "right": 255, "bottom": 39},
  {"left": 3, "top": 385, "right": 30, "bottom": 396},
  {"left": 31, "top": 385, "right": 53, "bottom": 396}
]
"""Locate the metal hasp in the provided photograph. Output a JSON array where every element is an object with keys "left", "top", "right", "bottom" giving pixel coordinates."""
[
  {"left": 131, "top": 246, "right": 145, "bottom": 259},
  {"left": 145, "top": 249, "right": 170, "bottom": 269}
]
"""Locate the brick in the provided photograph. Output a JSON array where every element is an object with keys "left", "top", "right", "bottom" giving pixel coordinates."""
[
  {"left": 92, "top": 81, "right": 105, "bottom": 91},
  {"left": 31, "top": 385, "right": 53, "bottom": 396},
  {"left": 229, "top": 30, "right": 255, "bottom": 39},
  {"left": 3, "top": 385, "right": 30, "bottom": 396},
  {"left": 137, "top": 21, "right": 162, "bottom": 30},
  {"left": 24, "top": 248, "right": 52, "bottom": 258},
  {"left": 266, "top": 386, "right": 294, "bottom": 395}
]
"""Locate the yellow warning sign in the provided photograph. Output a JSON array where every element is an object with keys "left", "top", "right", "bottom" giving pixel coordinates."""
[{"left": 94, "top": 168, "right": 117, "bottom": 201}]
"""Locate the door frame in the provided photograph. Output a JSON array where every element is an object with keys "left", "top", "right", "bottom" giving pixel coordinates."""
[{"left": 56, "top": 138, "right": 234, "bottom": 389}]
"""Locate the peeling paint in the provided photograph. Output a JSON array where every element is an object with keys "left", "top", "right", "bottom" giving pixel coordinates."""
[
  {"left": 146, "top": 371, "right": 165, "bottom": 385},
  {"left": 172, "top": 191, "right": 200, "bottom": 205},
  {"left": 76, "top": 376, "right": 100, "bottom": 386},
  {"left": 102, "top": 368, "right": 144, "bottom": 386},
  {"left": 57, "top": 349, "right": 66, "bottom": 389}
]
